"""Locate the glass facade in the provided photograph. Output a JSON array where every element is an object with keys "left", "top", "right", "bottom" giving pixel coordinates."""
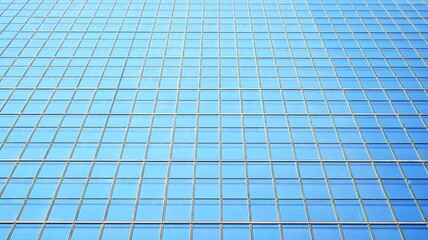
[{"left": 0, "top": 0, "right": 427, "bottom": 239}]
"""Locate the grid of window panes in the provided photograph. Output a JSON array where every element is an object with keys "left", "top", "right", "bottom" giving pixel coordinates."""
[{"left": 0, "top": 0, "right": 427, "bottom": 239}]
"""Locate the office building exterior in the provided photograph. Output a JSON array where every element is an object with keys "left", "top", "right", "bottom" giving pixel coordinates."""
[{"left": 0, "top": 0, "right": 427, "bottom": 239}]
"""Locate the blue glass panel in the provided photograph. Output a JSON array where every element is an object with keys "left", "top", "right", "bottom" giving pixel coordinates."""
[
  {"left": 162, "top": 225, "right": 190, "bottom": 240},
  {"left": 279, "top": 200, "right": 307, "bottom": 221},
  {"left": 312, "top": 225, "right": 341, "bottom": 240},
  {"left": 101, "top": 224, "right": 130, "bottom": 240},
  {"left": 282, "top": 225, "right": 311, "bottom": 240},
  {"left": 252, "top": 225, "right": 281, "bottom": 240},
  {"left": 363, "top": 200, "right": 395, "bottom": 222},
  {"left": 391, "top": 200, "right": 424, "bottom": 222},
  {"left": 307, "top": 200, "right": 336, "bottom": 221},
  {"left": 342, "top": 225, "right": 372, "bottom": 240},
  {"left": 48, "top": 199, "right": 79, "bottom": 221},
  {"left": 371, "top": 225, "right": 403, "bottom": 240},
  {"left": 335, "top": 199, "right": 365, "bottom": 222},
  {"left": 401, "top": 225, "right": 428, "bottom": 240},
  {"left": 192, "top": 225, "right": 220, "bottom": 240}
]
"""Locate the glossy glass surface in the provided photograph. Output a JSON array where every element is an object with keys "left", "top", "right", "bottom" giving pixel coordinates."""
[{"left": 0, "top": 0, "right": 427, "bottom": 239}]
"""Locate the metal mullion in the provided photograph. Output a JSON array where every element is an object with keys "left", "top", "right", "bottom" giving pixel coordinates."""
[
  {"left": 284, "top": 2, "right": 315, "bottom": 238},
  {"left": 235, "top": 0, "right": 252, "bottom": 238},
  {"left": 343, "top": 0, "right": 421, "bottom": 162},
  {"left": 299, "top": 11, "right": 348, "bottom": 163},
  {"left": 354, "top": 0, "right": 425, "bottom": 161},
  {"left": 30, "top": 0, "right": 95, "bottom": 237},
  {"left": 141, "top": 0, "right": 164, "bottom": 165},
  {"left": 395, "top": 162, "right": 428, "bottom": 222},
  {"left": 229, "top": 0, "right": 249, "bottom": 235},
  {"left": 3, "top": 1, "right": 77, "bottom": 238},
  {"left": 141, "top": 3, "right": 167, "bottom": 240},
  {"left": 320, "top": 1, "right": 389, "bottom": 237},
  {"left": 111, "top": 7, "right": 145, "bottom": 164},
  {"left": 190, "top": 1, "right": 206, "bottom": 238},
  {"left": 299, "top": 3, "right": 358, "bottom": 238},
  {"left": 124, "top": 0, "right": 151, "bottom": 238},
  {"left": 16, "top": 0, "right": 87, "bottom": 162},
  {"left": 273, "top": 0, "right": 314, "bottom": 238},
  {"left": 91, "top": 1, "right": 142, "bottom": 239},
  {"left": 252, "top": 1, "right": 285, "bottom": 240},
  {"left": 93, "top": 1, "right": 136, "bottom": 239},
  {"left": 5, "top": 167, "right": 43, "bottom": 234},
  {"left": 292, "top": 6, "right": 325, "bottom": 163},
  {"left": 169, "top": 0, "right": 190, "bottom": 162},
  {"left": 193, "top": 0, "right": 205, "bottom": 165},
  {"left": 216, "top": 1, "right": 224, "bottom": 239},
  {"left": 66, "top": 0, "right": 119, "bottom": 238},
  {"left": 40, "top": 0, "right": 108, "bottom": 164},
  {"left": 158, "top": 0, "right": 178, "bottom": 165},
  {"left": 0, "top": 0, "right": 61, "bottom": 153},
  {"left": 380, "top": 0, "right": 428, "bottom": 69},
  {"left": 317, "top": 2, "right": 376, "bottom": 163},
  {"left": 368, "top": 161, "right": 409, "bottom": 239},
  {"left": 347, "top": 159, "right": 398, "bottom": 239}
]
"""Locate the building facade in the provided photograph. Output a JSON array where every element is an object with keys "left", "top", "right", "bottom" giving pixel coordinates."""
[{"left": 0, "top": 0, "right": 427, "bottom": 239}]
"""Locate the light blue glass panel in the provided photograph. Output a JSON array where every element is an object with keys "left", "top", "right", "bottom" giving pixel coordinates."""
[
  {"left": 132, "top": 225, "right": 160, "bottom": 240},
  {"left": 193, "top": 225, "right": 220, "bottom": 240},
  {"left": 0, "top": 224, "right": 11, "bottom": 240},
  {"left": 10, "top": 224, "right": 42, "bottom": 240},
  {"left": 77, "top": 200, "right": 108, "bottom": 221},
  {"left": 223, "top": 200, "right": 249, "bottom": 221},
  {"left": 140, "top": 179, "right": 165, "bottom": 199},
  {"left": 19, "top": 199, "right": 51, "bottom": 221},
  {"left": 101, "top": 224, "right": 130, "bottom": 240},
  {"left": 40, "top": 224, "right": 71, "bottom": 240},
  {"left": 162, "top": 225, "right": 190, "bottom": 240},
  {"left": 251, "top": 200, "right": 278, "bottom": 222},
  {"left": 106, "top": 200, "right": 135, "bottom": 221},
  {"left": 70, "top": 224, "right": 101, "bottom": 240},
  {"left": 48, "top": 199, "right": 79, "bottom": 221},
  {"left": 164, "top": 200, "right": 191, "bottom": 221},
  {"left": 0, "top": 199, "right": 23, "bottom": 221},
  {"left": 135, "top": 200, "right": 163, "bottom": 221}
]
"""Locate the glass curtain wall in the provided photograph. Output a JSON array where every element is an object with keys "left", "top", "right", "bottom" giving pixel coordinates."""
[{"left": 0, "top": 0, "right": 427, "bottom": 239}]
